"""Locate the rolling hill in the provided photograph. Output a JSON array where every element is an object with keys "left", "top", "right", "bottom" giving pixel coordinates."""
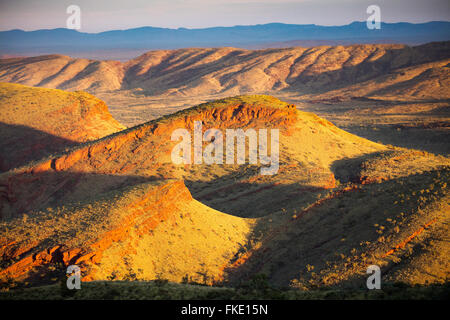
[
  {"left": 0, "top": 82, "right": 125, "bottom": 172},
  {"left": 0, "top": 95, "right": 448, "bottom": 290}
]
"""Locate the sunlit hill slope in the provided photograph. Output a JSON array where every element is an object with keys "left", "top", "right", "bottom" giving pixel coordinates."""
[
  {"left": 0, "top": 42, "right": 449, "bottom": 101},
  {"left": 0, "top": 82, "right": 125, "bottom": 172}
]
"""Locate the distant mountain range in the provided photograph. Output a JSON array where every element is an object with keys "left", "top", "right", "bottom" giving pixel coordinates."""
[{"left": 0, "top": 21, "right": 449, "bottom": 60}]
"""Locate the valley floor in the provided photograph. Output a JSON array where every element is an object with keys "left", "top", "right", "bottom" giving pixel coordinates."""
[{"left": 1, "top": 278, "right": 449, "bottom": 300}]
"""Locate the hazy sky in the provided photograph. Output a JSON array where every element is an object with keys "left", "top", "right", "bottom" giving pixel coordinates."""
[{"left": 0, "top": 0, "right": 449, "bottom": 32}]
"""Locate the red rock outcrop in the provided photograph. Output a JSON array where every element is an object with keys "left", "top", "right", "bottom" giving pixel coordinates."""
[{"left": 0, "top": 180, "right": 192, "bottom": 283}]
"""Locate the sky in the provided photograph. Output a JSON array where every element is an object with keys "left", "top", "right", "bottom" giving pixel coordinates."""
[{"left": 0, "top": 0, "right": 449, "bottom": 33}]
